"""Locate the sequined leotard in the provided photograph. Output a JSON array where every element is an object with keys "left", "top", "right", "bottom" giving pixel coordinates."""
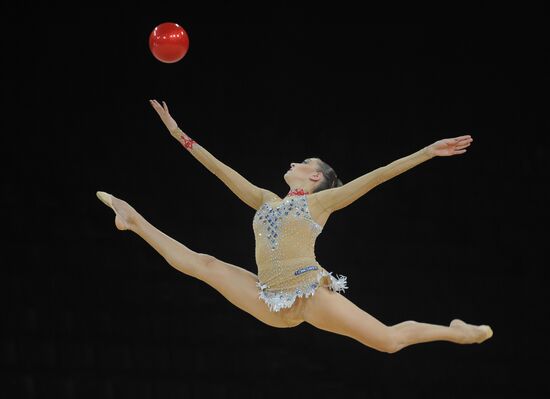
[
  {"left": 253, "top": 194, "right": 348, "bottom": 312},
  {"left": 170, "top": 127, "right": 434, "bottom": 313}
]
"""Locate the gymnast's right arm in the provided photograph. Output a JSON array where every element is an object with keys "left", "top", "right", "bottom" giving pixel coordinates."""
[{"left": 149, "top": 99, "right": 272, "bottom": 210}]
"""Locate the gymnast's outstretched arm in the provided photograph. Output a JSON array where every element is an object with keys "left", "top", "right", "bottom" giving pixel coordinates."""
[
  {"left": 150, "top": 99, "right": 277, "bottom": 210},
  {"left": 311, "top": 135, "right": 473, "bottom": 212}
]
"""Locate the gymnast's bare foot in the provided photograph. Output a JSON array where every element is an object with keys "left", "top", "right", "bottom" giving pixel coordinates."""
[
  {"left": 96, "top": 191, "right": 139, "bottom": 231},
  {"left": 450, "top": 319, "right": 493, "bottom": 344}
]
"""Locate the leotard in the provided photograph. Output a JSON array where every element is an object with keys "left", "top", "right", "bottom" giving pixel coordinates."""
[{"left": 253, "top": 193, "right": 348, "bottom": 312}]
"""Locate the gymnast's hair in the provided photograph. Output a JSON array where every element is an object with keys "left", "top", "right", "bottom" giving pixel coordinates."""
[{"left": 312, "top": 158, "right": 343, "bottom": 193}]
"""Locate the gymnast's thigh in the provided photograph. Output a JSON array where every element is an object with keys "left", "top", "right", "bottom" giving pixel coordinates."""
[
  {"left": 300, "top": 286, "right": 394, "bottom": 352},
  {"left": 196, "top": 255, "right": 300, "bottom": 328}
]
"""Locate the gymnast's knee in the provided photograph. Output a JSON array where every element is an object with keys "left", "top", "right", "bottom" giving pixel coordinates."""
[
  {"left": 199, "top": 253, "right": 218, "bottom": 266},
  {"left": 377, "top": 327, "right": 402, "bottom": 354},
  {"left": 383, "top": 322, "right": 419, "bottom": 353},
  {"left": 169, "top": 252, "right": 216, "bottom": 279}
]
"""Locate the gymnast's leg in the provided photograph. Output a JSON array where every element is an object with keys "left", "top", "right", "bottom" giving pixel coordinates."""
[
  {"left": 96, "top": 191, "right": 295, "bottom": 329},
  {"left": 301, "top": 286, "right": 493, "bottom": 353}
]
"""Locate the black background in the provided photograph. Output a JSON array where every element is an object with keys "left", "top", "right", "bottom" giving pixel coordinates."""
[{"left": 3, "top": 7, "right": 549, "bottom": 399}]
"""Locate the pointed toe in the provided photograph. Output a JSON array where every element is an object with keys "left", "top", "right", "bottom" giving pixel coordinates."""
[
  {"left": 482, "top": 325, "right": 493, "bottom": 339},
  {"left": 96, "top": 191, "right": 113, "bottom": 208}
]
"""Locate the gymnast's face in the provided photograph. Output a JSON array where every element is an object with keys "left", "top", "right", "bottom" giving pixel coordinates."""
[{"left": 284, "top": 158, "right": 323, "bottom": 188}]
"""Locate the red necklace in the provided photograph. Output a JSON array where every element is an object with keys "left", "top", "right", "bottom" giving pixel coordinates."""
[{"left": 287, "top": 188, "right": 309, "bottom": 197}]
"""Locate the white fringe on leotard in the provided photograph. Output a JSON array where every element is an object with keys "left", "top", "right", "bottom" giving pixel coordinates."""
[{"left": 257, "top": 270, "right": 348, "bottom": 313}]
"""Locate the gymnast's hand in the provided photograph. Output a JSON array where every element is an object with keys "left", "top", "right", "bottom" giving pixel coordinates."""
[
  {"left": 427, "top": 135, "right": 473, "bottom": 157},
  {"left": 149, "top": 99, "right": 179, "bottom": 139}
]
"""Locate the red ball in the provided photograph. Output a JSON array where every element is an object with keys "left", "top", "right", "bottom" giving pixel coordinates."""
[{"left": 149, "top": 22, "right": 189, "bottom": 63}]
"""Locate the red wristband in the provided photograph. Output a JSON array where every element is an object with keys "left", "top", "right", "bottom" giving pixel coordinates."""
[
  {"left": 180, "top": 135, "right": 196, "bottom": 150},
  {"left": 173, "top": 127, "right": 196, "bottom": 150}
]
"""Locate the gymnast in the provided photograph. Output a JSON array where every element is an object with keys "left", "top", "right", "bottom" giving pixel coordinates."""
[{"left": 96, "top": 99, "right": 493, "bottom": 353}]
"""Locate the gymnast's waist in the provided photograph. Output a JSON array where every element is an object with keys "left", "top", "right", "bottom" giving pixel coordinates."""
[{"left": 256, "top": 256, "right": 320, "bottom": 271}]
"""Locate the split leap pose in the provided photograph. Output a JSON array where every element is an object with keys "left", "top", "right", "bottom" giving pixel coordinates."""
[{"left": 96, "top": 100, "right": 493, "bottom": 353}]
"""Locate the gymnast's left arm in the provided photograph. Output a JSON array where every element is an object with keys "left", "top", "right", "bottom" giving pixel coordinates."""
[{"left": 313, "top": 135, "right": 473, "bottom": 212}]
